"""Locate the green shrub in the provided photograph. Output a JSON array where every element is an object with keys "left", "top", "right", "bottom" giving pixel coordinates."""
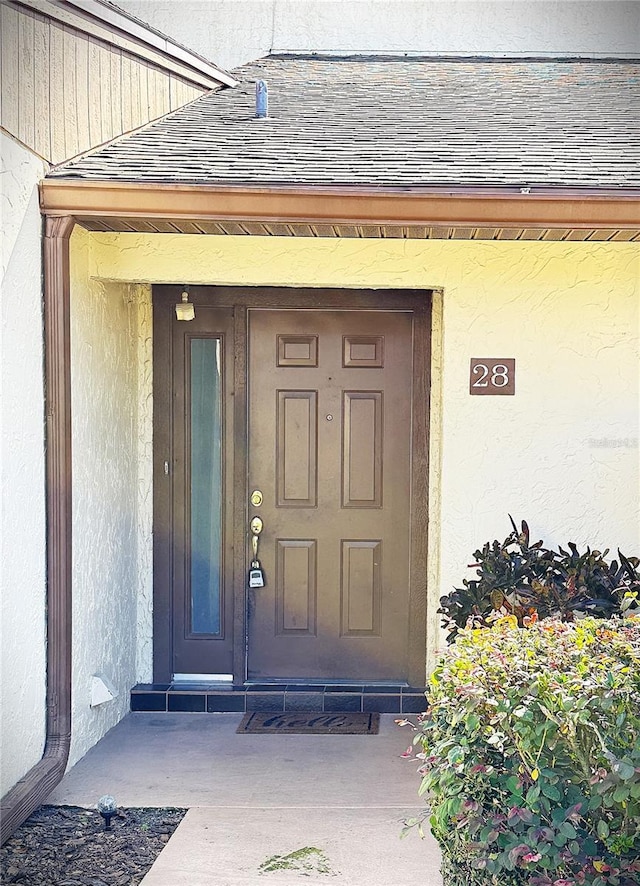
[
  {"left": 439, "top": 518, "right": 640, "bottom": 643},
  {"left": 402, "top": 617, "right": 640, "bottom": 886}
]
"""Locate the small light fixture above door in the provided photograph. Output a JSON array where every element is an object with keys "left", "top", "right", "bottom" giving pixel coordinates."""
[{"left": 175, "top": 289, "right": 195, "bottom": 321}]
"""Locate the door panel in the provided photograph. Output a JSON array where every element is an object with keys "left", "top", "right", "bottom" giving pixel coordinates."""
[
  {"left": 342, "top": 391, "right": 383, "bottom": 507},
  {"left": 171, "top": 308, "right": 235, "bottom": 676},
  {"left": 276, "top": 391, "right": 318, "bottom": 507},
  {"left": 276, "top": 539, "right": 317, "bottom": 634},
  {"left": 248, "top": 309, "right": 413, "bottom": 681},
  {"left": 341, "top": 539, "right": 382, "bottom": 636}
]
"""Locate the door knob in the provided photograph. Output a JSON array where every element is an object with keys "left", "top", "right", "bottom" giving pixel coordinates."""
[{"left": 250, "top": 516, "right": 263, "bottom": 561}]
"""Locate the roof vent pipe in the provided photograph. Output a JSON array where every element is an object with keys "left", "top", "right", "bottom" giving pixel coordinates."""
[{"left": 255, "top": 80, "right": 268, "bottom": 118}]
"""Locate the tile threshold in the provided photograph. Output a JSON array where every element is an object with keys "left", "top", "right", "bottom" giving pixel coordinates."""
[{"left": 130, "top": 682, "right": 427, "bottom": 715}]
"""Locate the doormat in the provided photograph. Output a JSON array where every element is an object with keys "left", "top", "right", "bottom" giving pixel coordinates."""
[{"left": 237, "top": 711, "right": 380, "bottom": 735}]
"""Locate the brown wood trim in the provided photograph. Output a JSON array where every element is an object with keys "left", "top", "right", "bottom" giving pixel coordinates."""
[
  {"left": 408, "top": 303, "right": 431, "bottom": 687},
  {"left": 40, "top": 180, "right": 640, "bottom": 229},
  {"left": 0, "top": 215, "right": 74, "bottom": 844},
  {"left": 160, "top": 287, "right": 438, "bottom": 311},
  {"left": 151, "top": 294, "right": 173, "bottom": 684},
  {"left": 154, "top": 296, "right": 240, "bottom": 679},
  {"left": 231, "top": 305, "right": 248, "bottom": 683}
]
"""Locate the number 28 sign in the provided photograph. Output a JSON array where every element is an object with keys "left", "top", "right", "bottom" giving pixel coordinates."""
[{"left": 469, "top": 358, "right": 515, "bottom": 395}]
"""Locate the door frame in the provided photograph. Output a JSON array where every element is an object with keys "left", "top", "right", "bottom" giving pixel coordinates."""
[{"left": 153, "top": 286, "right": 432, "bottom": 687}]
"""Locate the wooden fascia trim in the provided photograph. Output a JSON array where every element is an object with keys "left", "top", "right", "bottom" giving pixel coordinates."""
[
  {"left": 0, "top": 216, "right": 75, "bottom": 845},
  {"left": 40, "top": 180, "right": 640, "bottom": 229}
]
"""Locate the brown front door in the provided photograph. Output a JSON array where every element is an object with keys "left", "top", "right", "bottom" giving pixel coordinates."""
[
  {"left": 154, "top": 287, "right": 429, "bottom": 686},
  {"left": 247, "top": 309, "right": 413, "bottom": 681}
]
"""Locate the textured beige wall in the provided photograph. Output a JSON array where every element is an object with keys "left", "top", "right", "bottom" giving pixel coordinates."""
[
  {"left": 135, "top": 285, "right": 154, "bottom": 684},
  {"left": 0, "top": 132, "right": 48, "bottom": 796},
  {"left": 117, "top": 0, "right": 640, "bottom": 71},
  {"left": 67, "top": 228, "right": 153, "bottom": 767},
  {"left": 0, "top": 130, "right": 156, "bottom": 800},
  {"left": 85, "top": 231, "right": 639, "bottom": 673}
]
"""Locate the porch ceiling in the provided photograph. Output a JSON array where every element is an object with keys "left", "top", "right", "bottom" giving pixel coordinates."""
[{"left": 72, "top": 217, "right": 640, "bottom": 242}]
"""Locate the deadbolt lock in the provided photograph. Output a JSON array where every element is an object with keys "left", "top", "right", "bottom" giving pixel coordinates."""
[{"left": 250, "top": 489, "right": 263, "bottom": 507}]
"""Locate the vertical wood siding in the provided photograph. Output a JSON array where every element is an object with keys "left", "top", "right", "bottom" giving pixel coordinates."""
[{"left": 0, "top": 4, "right": 206, "bottom": 164}]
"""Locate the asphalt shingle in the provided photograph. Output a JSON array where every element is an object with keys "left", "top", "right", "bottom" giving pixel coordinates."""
[{"left": 47, "top": 56, "right": 640, "bottom": 189}]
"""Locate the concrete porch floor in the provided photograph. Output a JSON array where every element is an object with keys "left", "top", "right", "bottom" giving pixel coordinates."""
[{"left": 47, "top": 712, "right": 443, "bottom": 885}]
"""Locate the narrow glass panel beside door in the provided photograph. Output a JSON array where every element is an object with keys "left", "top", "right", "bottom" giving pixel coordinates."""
[{"left": 189, "top": 338, "right": 223, "bottom": 635}]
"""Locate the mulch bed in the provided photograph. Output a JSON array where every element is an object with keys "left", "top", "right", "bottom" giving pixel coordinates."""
[{"left": 0, "top": 805, "right": 186, "bottom": 886}]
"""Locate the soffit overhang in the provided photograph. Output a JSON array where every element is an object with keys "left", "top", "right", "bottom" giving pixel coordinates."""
[{"left": 39, "top": 179, "right": 640, "bottom": 242}]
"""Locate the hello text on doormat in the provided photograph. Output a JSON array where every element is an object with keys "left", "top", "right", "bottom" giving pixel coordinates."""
[{"left": 237, "top": 711, "right": 380, "bottom": 734}]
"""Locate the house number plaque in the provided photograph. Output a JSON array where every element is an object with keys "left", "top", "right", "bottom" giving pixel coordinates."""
[{"left": 469, "top": 358, "right": 515, "bottom": 395}]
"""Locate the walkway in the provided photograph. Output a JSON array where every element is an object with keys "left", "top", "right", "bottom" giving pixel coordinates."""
[{"left": 48, "top": 712, "right": 443, "bottom": 884}]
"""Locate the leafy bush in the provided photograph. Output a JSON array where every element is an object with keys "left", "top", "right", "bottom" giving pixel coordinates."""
[
  {"left": 402, "top": 617, "right": 640, "bottom": 886},
  {"left": 439, "top": 518, "right": 640, "bottom": 643}
]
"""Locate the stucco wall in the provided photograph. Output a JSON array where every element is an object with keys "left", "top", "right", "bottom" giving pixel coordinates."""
[
  {"left": 84, "top": 232, "right": 639, "bottom": 670},
  {"left": 0, "top": 132, "right": 48, "bottom": 796},
  {"left": 117, "top": 0, "right": 640, "bottom": 71},
  {"left": 135, "top": 285, "right": 154, "bottom": 683},
  {"left": 67, "top": 228, "right": 153, "bottom": 767}
]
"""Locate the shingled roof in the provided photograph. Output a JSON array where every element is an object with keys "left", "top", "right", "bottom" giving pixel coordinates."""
[{"left": 48, "top": 56, "right": 640, "bottom": 190}]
